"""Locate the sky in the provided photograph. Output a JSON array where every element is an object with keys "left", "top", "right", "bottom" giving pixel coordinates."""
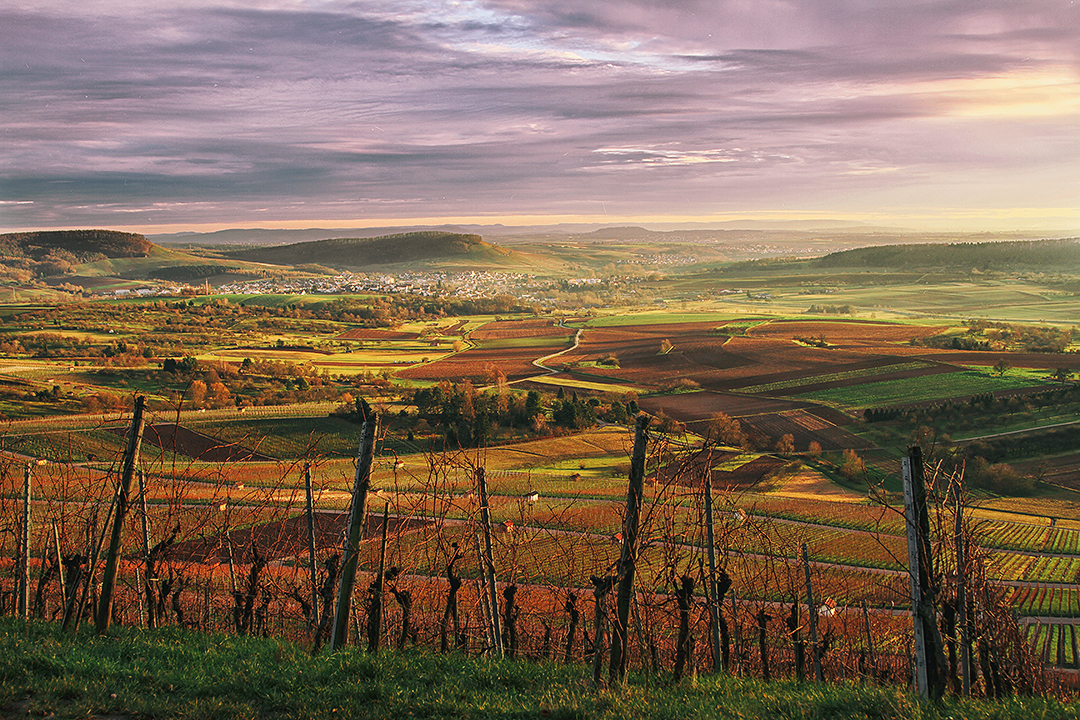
[{"left": 1, "top": 0, "right": 1078, "bottom": 234}]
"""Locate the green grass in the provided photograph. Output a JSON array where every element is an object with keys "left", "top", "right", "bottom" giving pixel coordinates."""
[
  {"left": 733, "top": 361, "right": 932, "bottom": 394},
  {"left": 1, "top": 618, "right": 1072, "bottom": 720},
  {"left": 795, "top": 369, "right": 1052, "bottom": 410}
]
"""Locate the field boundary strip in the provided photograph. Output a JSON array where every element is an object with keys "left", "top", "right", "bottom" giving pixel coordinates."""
[{"left": 732, "top": 361, "right": 935, "bottom": 394}]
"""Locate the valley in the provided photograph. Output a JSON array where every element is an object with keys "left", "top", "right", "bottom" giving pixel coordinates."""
[{"left": 2, "top": 227, "right": 1080, "bottom": 693}]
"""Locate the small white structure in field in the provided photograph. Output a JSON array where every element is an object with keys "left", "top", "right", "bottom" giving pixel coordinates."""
[{"left": 524, "top": 491, "right": 540, "bottom": 504}]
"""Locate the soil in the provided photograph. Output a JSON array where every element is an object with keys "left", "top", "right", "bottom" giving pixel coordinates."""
[
  {"left": 1012, "top": 453, "right": 1080, "bottom": 490},
  {"left": 756, "top": 362, "right": 963, "bottom": 396},
  {"left": 123, "top": 423, "right": 276, "bottom": 463},
  {"left": 471, "top": 319, "right": 567, "bottom": 340},
  {"left": 638, "top": 391, "right": 819, "bottom": 422},
  {"left": 336, "top": 328, "right": 420, "bottom": 340},
  {"left": 397, "top": 344, "right": 555, "bottom": 382},
  {"left": 710, "top": 455, "right": 788, "bottom": 488},
  {"left": 164, "top": 511, "right": 431, "bottom": 564},
  {"left": 747, "top": 319, "right": 947, "bottom": 345}
]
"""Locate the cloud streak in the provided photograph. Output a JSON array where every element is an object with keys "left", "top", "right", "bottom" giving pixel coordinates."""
[{"left": 1, "top": 0, "right": 1078, "bottom": 230}]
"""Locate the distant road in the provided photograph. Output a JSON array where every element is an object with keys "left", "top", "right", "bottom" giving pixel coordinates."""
[{"left": 955, "top": 417, "right": 1080, "bottom": 443}]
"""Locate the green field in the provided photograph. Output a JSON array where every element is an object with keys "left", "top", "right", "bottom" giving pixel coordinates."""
[
  {"left": 734, "top": 361, "right": 932, "bottom": 394},
  {"left": 795, "top": 369, "right": 1053, "bottom": 409},
  {"left": 476, "top": 335, "right": 572, "bottom": 349}
]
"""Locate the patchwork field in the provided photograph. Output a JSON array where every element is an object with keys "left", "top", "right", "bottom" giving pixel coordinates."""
[{"left": 3, "top": 258, "right": 1080, "bottom": 688}]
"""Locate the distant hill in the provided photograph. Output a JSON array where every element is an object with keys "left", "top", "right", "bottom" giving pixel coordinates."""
[
  {"left": 815, "top": 237, "right": 1080, "bottom": 270},
  {"left": 0, "top": 229, "right": 153, "bottom": 259},
  {"left": 151, "top": 225, "right": 477, "bottom": 246},
  {"left": 227, "top": 231, "right": 514, "bottom": 269}
]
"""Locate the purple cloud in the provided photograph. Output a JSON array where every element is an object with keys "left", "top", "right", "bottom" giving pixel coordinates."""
[{"left": 1, "top": 0, "right": 1077, "bottom": 231}]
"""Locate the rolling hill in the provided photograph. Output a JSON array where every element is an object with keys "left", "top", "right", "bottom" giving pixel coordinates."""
[
  {"left": 815, "top": 237, "right": 1080, "bottom": 271},
  {"left": 226, "top": 231, "right": 521, "bottom": 269},
  {"left": 0, "top": 229, "right": 153, "bottom": 259}
]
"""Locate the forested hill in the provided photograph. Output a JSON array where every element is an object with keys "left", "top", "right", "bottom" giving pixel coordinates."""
[
  {"left": 0, "top": 229, "right": 153, "bottom": 259},
  {"left": 228, "top": 231, "right": 512, "bottom": 268},
  {"left": 816, "top": 237, "right": 1080, "bottom": 270}
]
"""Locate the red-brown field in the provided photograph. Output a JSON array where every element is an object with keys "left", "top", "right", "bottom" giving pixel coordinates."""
[
  {"left": 1013, "top": 453, "right": 1080, "bottom": 490},
  {"left": 560, "top": 324, "right": 755, "bottom": 386},
  {"left": 164, "top": 511, "right": 432, "bottom": 564},
  {"left": 747, "top": 319, "right": 947, "bottom": 345},
  {"left": 470, "top": 318, "right": 570, "bottom": 341},
  {"left": 133, "top": 423, "right": 275, "bottom": 463},
  {"left": 335, "top": 328, "right": 420, "bottom": 340},
  {"left": 638, "top": 391, "right": 816, "bottom": 422},
  {"left": 740, "top": 410, "right": 871, "bottom": 452},
  {"left": 711, "top": 455, "right": 788, "bottom": 487},
  {"left": 733, "top": 360, "right": 961, "bottom": 396},
  {"left": 439, "top": 319, "right": 468, "bottom": 335},
  {"left": 638, "top": 392, "right": 867, "bottom": 451},
  {"left": 696, "top": 337, "right": 919, "bottom": 389},
  {"left": 396, "top": 344, "right": 551, "bottom": 382}
]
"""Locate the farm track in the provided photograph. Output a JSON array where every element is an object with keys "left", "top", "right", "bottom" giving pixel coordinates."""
[{"left": 955, "top": 417, "right": 1080, "bottom": 443}]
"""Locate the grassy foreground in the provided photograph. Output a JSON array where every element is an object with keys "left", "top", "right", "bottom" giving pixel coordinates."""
[{"left": 0, "top": 619, "right": 1076, "bottom": 720}]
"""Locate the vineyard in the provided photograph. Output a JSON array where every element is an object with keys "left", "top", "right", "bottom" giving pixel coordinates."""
[
  {"left": 0, "top": 296, "right": 1078, "bottom": 708},
  {"left": 2, "top": 409, "right": 1077, "bottom": 705}
]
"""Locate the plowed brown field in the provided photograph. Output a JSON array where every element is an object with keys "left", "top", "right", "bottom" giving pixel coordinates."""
[
  {"left": 119, "top": 423, "right": 275, "bottom": 463},
  {"left": 748, "top": 319, "right": 947, "bottom": 345},
  {"left": 471, "top": 318, "right": 568, "bottom": 340},
  {"left": 165, "top": 511, "right": 431, "bottom": 564},
  {"left": 898, "top": 350, "right": 1080, "bottom": 370},
  {"left": 750, "top": 361, "right": 964, "bottom": 397},
  {"left": 336, "top": 328, "right": 420, "bottom": 340},
  {"left": 396, "top": 345, "right": 547, "bottom": 382},
  {"left": 638, "top": 393, "right": 866, "bottom": 451}
]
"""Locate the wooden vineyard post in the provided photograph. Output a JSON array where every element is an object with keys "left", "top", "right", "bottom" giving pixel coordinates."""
[
  {"left": 476, "top": 467, "right": 503, "bottom": 656},
  {"left": 51, "top": 523, "right": 65, "bottom": 617},
  {"left": 756, "top": 608, "right": 771, "bottom": 681},
  {"left": 137, "top": 469, "right": 154, "bottom": 629},
  {"left": 610, "top": 414, "right": 650, "bottom": 684},
  {"left": 591, "top": 575, "right": 614, "bottom": 687},
  {"left": 673, "top": 575, "right": 695, "bottom": 682},
  {"left": 304, "top": 463, "right": 319, "bottom": 630},
  {"left": 703, "top": 462, "right": 723, "bottom": 673},
  {"left": 328, "top": 411, "right": 378, "bottom": 653},
  {"left": 861, "top": 600, "right": 876, "bottom": 674},
  {"left": 730, "top": 592, "right": 742, "bottom": 674},
  {"left": 902, "top": 449, "right": 929, "bottom": 699},
  {"left": 786, "top": 601, "right": 804, "bottom": 682},
  {"left": 96, "top": 395, "right": 146, "bottom": 635},
  {"left": 802, "top": 543, "right": 823, "bottom": 682},
  {"left": 18, "top": 462, "right": 31, "bottom": 619},
  {"left": 953, "top": 478, "right": 971, "bottom": 695},
  {"left": 474, "top": 537, "right": 495, "bottom": 651},
  {"left": 66, "top": 517, "right": 97, "bottom": 630},
  {"left": 367, "top": 502, "right": 389, "bottom": 653},
  {"left": 903, "top": 445, "right": 947, "bottom": 699}
]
